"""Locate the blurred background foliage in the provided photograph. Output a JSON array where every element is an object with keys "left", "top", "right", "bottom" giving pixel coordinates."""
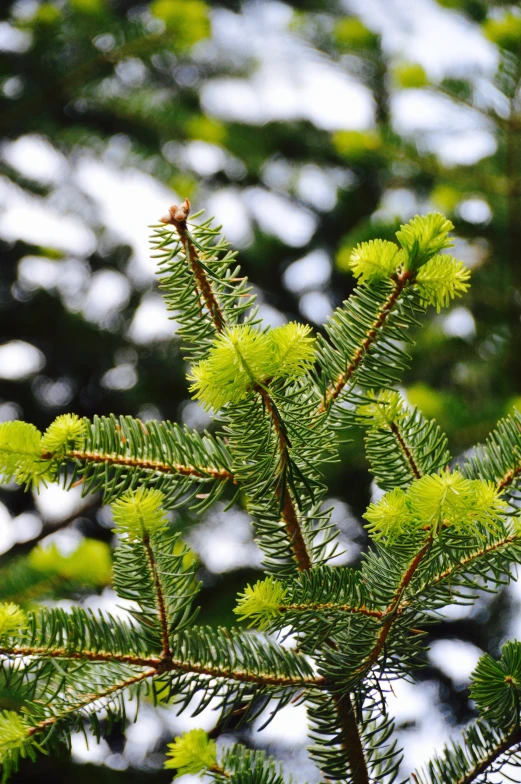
[{"left": 2, "top": 0, "right": 521, "bottom": 780}]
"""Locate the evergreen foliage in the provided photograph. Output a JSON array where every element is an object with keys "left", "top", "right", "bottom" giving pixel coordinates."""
[{"left": 3, "top": 205, "right": 521, "bottom": 784}]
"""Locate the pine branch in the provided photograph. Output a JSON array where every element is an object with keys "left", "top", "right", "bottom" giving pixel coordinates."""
[
  {"left": 412, "top": 720, "right": 521, "bottom": 784},
  {"left": 25, "top": 667, "right": 157, "bottom": 738},
  {"left": 334, "top": 692, "right": 371, "bottom": 784},
  {"left": 160, "top": 200, "right": 226, "bottom": 332},
  {"left": 62, "top": 447, "right": 234, "bottom": 482},
  {"left": 281, "top": 602, "right": 383, "bottom": 619},
  {"left": 142, "top": 532, "right": 171, "bottom": 660},
  {"left": 355, "top": 392, "right": 450, "bottom": 491},
  {"left": 355, "top": 536, "right": 433, "bottom": 679},
  {"left": 0, "top": 645, "right": 160, "bottom": 668},
  {"left": 67, "top": 415, "right": 234, "bottom": 509},
  {"left": 257, "top": 385, "right": 312, "bottom": 572},
  {"left": 399, "top": 530, "right": 520, "bottom": 615},
  {"left": 389, "top": 420, "right": 422, "bottom": 480},
  {"left": 319, "top": 268, "right": 415, "bottom": 413},
  {"left": 462, "top": 408, "right": 521, "bottom": 507},
  {"left": 0, "top": 644, "right": 323, "bottom": 689}
]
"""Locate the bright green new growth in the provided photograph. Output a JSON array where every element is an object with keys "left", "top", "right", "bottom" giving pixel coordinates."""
[
  {"left": 363, "top": 487, "right": 414, "bottom": 542},
  {"left": 396, "top": 212, "right": 454, "bottom": 271},
  {"left": 40, "top": 413, "right": 84, "bottom": 454},
  {"left": 414, "top": 255, "right": 470, "bottom": 312},
  {"left": 111, "top": 486, "right": 169, "bottom": 540},
  {"left": 0, "top": 604, "right": 27, "bottom": 639},
  {"left": 0, "top": 712, "right": 31, "bottom": 768},
  {"left": 346, "top": 214, "right": 469, "bottom": 315},
  {"left": 0, "top": 421, "right": 46, "bottom": 489},
  {"left": 364, "top": 471, "right": 507, "bottom": 541},
  {"left": 189, "top": 322, "right": 315, "bottom": 410},
  {"left": 349, "top": 239, "right": 403, "bottom": 282},
  {"left": 234, "top": 576, "right": 287, "bottom": 630},
  {"left": 164, "top": 729, "right": 217, "bottom": 777},
  {"left": 356, "top": 389, "right": 405, "bottom": 428},
  {"left": 3, "top": 208, "right": 521, "bottom": 784}
]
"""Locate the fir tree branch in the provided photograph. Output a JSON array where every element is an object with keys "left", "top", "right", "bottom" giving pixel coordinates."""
[
  {"left": 411, "top": 725, "right": 521, "bottom": 784},
  {"left": 44, "top": 448, "right": 234, "bottom": 483},
  {"left": 389, "top": 421, "right": 422, "bottom": 480},
  {"left": 333, "top": 692, "right": 371, "bottom": 784},
  {"left": 400, "top": 532, "right": 519, "bottom": 612},
  {"left": 454, "top": 727, "right": 521, "bottom": 784},
  {"left": 281, "top": 602, "right": 383, "bottom": 619},
  {"left": 165, "top": 658, "right": 325, "bottom": 688},
  {"left": 320, "top": 269, "right": 415, "bottom": 413},
  {"left": 25, "top": 667, "right": 157, "bottom": 738},
  {"left": 142, "top": 533, "right": 172, "bottom": 660},
  {"left": 160, "top": 200, "right": 226, "bottom": 332},
  {"left": 356, "top": 537, "right": 433, "bottom": 677},
  {"left": 497, "top": 463, "right": 521, "bottom": 493},
  {"left": 0, "top": 645, "right": 324, "bottom": 689},
  {"left": 0, "top": 645, "right": 160, "bottom": 668},
  {"left": 257, "top": 385, "right": 312, "bottom": 572},
  {"left": 160, "top": 202, "right": 313, "bottom": 572}
]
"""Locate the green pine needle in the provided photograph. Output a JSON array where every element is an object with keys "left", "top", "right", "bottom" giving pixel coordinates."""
[
  {"left": 414, "top": 254, "right": 471, "bottom": 312},
  {"left": 111, "top": 487, "right": 169, "bottom": 541},
  {"left": 364, "top": 472, "right": 507, "bottom": 541},
  {"left": 41, "top": 413, "right": 85, "bottom": 454},
  {"left": 349, "top": 239, "right": 403, "bottom": 282},
  {"left": 189, "top": 323, "right": 315, "bottom": 410},
  {"left": 356, "top": 389, "right": 406, "bottom": 429},
  {"left": 234, "top": 576, "right": 288, "bottom": 630},
  {"left": 164, "top": 729, "right": 217, "bottom": 777},
  {"left": 471, "top": 641, "right": 521, "bottom": 729},
  {"left": 396, "top": 212, "right": 454, "bottom": 271},
  {"left": 0, "top": 603, "right": 27, "bottom": 639},
  {"left": 0, "top": 421, "right": 49, "bottom": 489}
]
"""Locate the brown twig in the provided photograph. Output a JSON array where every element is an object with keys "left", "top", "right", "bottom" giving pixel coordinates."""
[
  {"left": 333, "top": 692, "right": 371, "bottom": 784},
  {"left": 0, "top": 645, "right": 325, "bottom": 689},
  {"left": 160, "top": 200, "right": 225, "bottom": 332},
  {"left": 143, "top": 533, "right": 171, "bottom": 660},
  {"left": 319, "top": 269, "right": 415, "bottom": 414},
  {"left": 44, "top": 448, "right": 234, "bottom": 483},
  {"left": 257, "top": 385, "right": 312, "bottom": 572},
  {"left": 281, "top": 602, "right": 383, "bottom": 619},
  {"left": 355, "top": 537, "right": 433, "bottom": 677},
  {"left": 389, "top": 421, "right": 422, "bottom": 480}
]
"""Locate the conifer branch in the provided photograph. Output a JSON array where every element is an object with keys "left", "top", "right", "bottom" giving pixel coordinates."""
[
  {"left": 257, "top": 385, "right": 313, "bottom": 572},
  {"left": 400, "top": 532, "right": 519, "bottom": 611},
  {"left": 333, "top": 692, "right": 371, "bottom": 784},
  {"left": 320, "top": 269, "right": 415, "bottom": 412},
  {"left": 25, "top": 668, "right": 157, "bottom": 738},
  {"left": 0, "top": 645, "right": 161, "bottom": 668},
  {"left": 356, "top": 536, "right": 433, "bottom": 677},
  {"left": 281, "top": 602, "right": 383, "bottom": 619},
  {"left": 453, "top": 727, "right": 521, "bottom": 784},
  {"left": 61, "top": 448, "right": 234, "bottom": 482},
  {"left": 389, "top": 421, "right": 422, "bottom": 480},
  {"left": 165, "top": 658, "right": 325, "bottom": 688},
  {"left": 160, "top": 200, "right": 226, "bottom": 332},
  {"left": 142, "top": 533, "right": 172, "bottom": 660},
  {"left": 497, "top": 463, "right": 521, "bottom": 493},
  {"left": 0, "top": 646, "right": 324, "bottom": 689}
]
